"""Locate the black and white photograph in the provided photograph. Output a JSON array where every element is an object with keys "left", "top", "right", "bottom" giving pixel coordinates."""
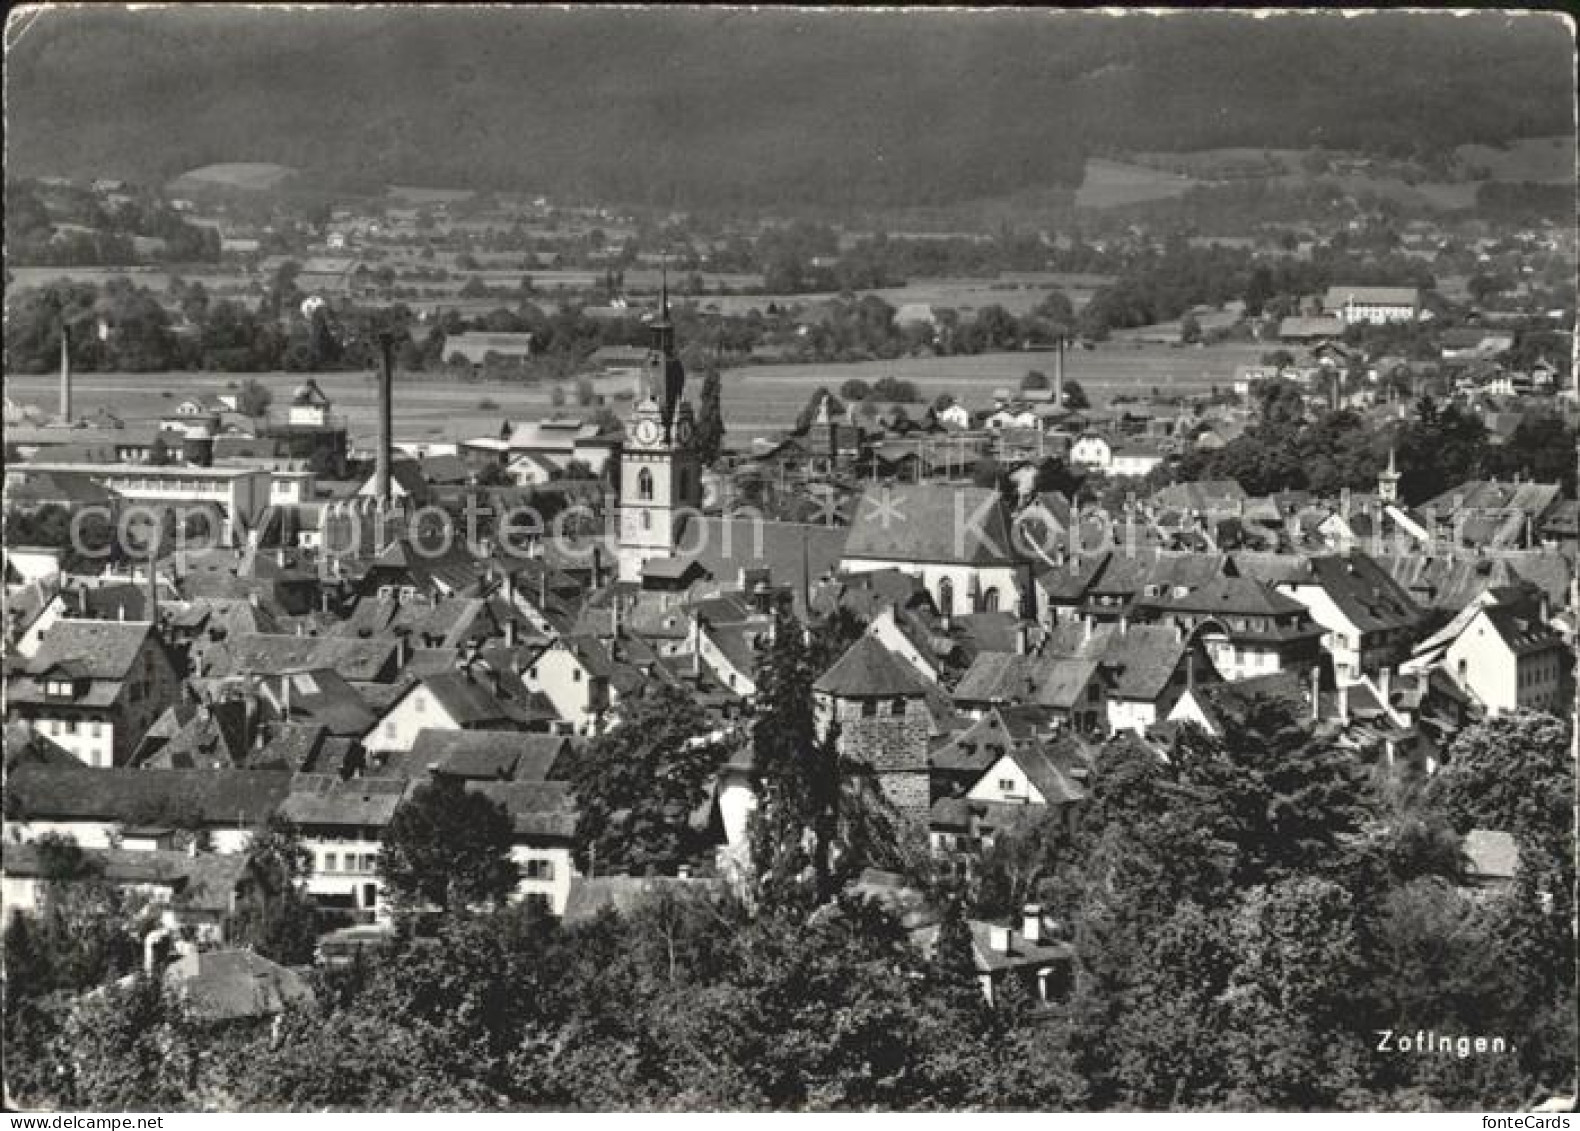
[{"left": 1, "top": 4, "right": 1576, "bottom": 1114}]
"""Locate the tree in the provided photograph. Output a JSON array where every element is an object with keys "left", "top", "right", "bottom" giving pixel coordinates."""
[
  {"left": 694, "top": 368, "right": 726, "bottom": 466},
  {"left": 794, "top": 387, "right": 842, "bottom": 433},
  {"left": 840, "top": 378, "right": 873, "bottom": 401},
  {"left": 569, "top": 682, "right": 725, "bottom": 875},
  {"left": 1431, "top": 713, "right": 1572, "bottom": 859},
  {"left": 1180, "top": 313, "right": 1203, "bottom": 344},
  {"left": 236, "top": 378, "right": 272, "bottom": 419},
  {"left": 231, "top": 815, "right": 319, "bottom": 964},
  {"left": 378, "top": 777, "right": 519, "bottom": 916},
  {"left": 1020, "top": 370, "right": 1051, "bottom": 392},
  {"left": 1062, "top": 378, "right": 1090, "bottom": 411},
  {"left": 146, "top": 434, "right": 175, "bottom": 466}
]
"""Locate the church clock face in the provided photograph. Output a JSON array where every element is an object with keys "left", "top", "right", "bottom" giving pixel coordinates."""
[
  {"left": 635, "top": 419, "right": 660, "bottom": 446},
  {"left": 674, "top": 418, "right": 694, "bottom": 446}
]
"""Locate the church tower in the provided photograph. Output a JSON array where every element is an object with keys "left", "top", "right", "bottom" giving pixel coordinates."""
[
  {"left": 1377, "top": 447, "right": 1400, "bottom": 506},
  {"left": 617, "top": 277, "right": 702, "bottom": 581}
]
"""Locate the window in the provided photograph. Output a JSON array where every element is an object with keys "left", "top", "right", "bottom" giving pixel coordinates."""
[
  {"left": 48, "top": 720, "right": 61, "bottom": 736},
  {"left": 1088, "top": 683, "right": 1100, "bottom": 702},
  {"left": 90, "top": 722, "right": 102, "bottom": 737},
  {"left": 64, "top": 719, "right": 77, "bottom": 735},
  {"left": 324, "top": 853, "right": 338, "bottom": 873},
  {"left": 999, "top": 778, "right": 1016, "bottom": 793},
  {"left": 572, "top": 668, "right": 582, "bottom": 683},
  {"left": 641, "top": 511, "right": 651, "bottom": 531},
  {"left": 890, "top": 698, "right": 906, "bottom": 717},
  {"left": 937, "top": 578, "right": 954, "bottom": 614},
  {"left": 981, "top": 587, "right": 1000, "bottom": 612},
  {"left": 861, "top": 700, "right": 878, "bottom": 718},
  {"left": 523, "top": 859, "right": 556, "bottom": 881},
  {"left": 638, "top": 468, "right": 654, "bottom": 501}
]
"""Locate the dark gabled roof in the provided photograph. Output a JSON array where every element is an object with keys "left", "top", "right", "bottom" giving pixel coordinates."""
[
  {"left": 23, "top": 619, "right": 158, "bottom": 682},
  {"left": 2, "top": 722, "right": 83, "bottom": 771},
  {"left": 843, "top": 485, "right": 1020, "bottom": 566},
  {"left": 673, "top": 517, "right": 849, "bottom": 613},
  {"left": 987, "top": 742, "right": 1087, "bottom": 806},
  {"left": 417, "top": 668, "right": 524, "bottom": 727},
  {"left": 1152, "top": 575, "right": 1310, "bottom": 618},
  {"left": 813, "top": 636, "right": 931, "bottom": 698},
  {"left": 244, "top": 722, "right": 327, "bottom": 772},
  {"left": 403, "top": 729, "right": 571, "bottom": 781},
  {"left": 1, "top": 845, "right": 247, "bottom": 912},
  {"left": 1299, "top": 553, "right": 1423, "bottom": 633},
  {"left": 279, "top": 774, "right": 413, "bottom": 828},
  {"left": 165, "top": 949, "right": 315, "bottom": 1023},
  {"left": 6, "top": 763, "right": 292, "bottom": 826},
  {"left": 1043, "top": 621, "right": 1192, "bottom": 702},
  {"left": 138, "top": 701, "right": 251, "bottom": 770},
  {"left": 260, "top": 669, "right": 377, "bottom": 736},
  {"left": 560, "top": 875, "right": 722, "bottom": 923},
  {"left": 952, "top": 652, "right": 1036, "bottom": 705},
  {"left": 465, "top": 780, "right": 577, "bottom": 841},
  {"left": 1481, "top": 606, "right": 1564, "bottom": 656},
  {"left": 1034, "top": 554, "right": 1109, "bottom": 603},
  {"left": 931, "top": 709, "right": 1020, "bottom": 776}
]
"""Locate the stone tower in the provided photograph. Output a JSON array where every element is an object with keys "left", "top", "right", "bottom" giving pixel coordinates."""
[{"left": 812, "top": 635, "right": 933, "bottom": 819}]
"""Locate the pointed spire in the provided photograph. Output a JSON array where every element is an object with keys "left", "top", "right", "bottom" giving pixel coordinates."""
[{"left": 660, "top": 260, "right": 670, "bottom": 323}]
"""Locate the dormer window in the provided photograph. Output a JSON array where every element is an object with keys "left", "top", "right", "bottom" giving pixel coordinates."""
[{"left": 44, "top": 678, "right": 75, "bottom": 699}]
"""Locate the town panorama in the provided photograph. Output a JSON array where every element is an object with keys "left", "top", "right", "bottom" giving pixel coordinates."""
[{"left": 1, "top": 5, "right": 1576, "bottom": 1116}]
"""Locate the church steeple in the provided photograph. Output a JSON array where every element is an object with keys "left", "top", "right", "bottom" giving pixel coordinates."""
[
  {"left": 644, "top": 263, "right": 685, "bottom": 431},
  {"left": 1378, "top": 446, "right": 1401, "bottom": 505}
]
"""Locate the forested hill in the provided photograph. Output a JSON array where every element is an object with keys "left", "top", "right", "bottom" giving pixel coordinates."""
[{"left": 5, "top": 8, "right": 1571, "bottom": 209}]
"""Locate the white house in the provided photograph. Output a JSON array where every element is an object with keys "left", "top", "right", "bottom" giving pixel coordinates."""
[
  {"left": 1068, "top": 433, "right": 1113, "bottom": 474},
  {"left": 1323, "top": 285, "right": 1420, "bottom": 326}
]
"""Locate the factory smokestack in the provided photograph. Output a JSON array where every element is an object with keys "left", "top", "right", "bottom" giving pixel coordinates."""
[
  {"left": 374, "top": 331, "right": 395, "bottom": 509},
  {"left": 59, "top": 323, "right": 72, "bottom": 423},
  {"left": 1054, "top": 334, "right": 1065, "bottom": 413}
]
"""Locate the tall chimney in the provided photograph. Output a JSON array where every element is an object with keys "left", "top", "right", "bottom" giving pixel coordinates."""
[
  {"left": 1054, "top": 335, "right": 1065, "bottom": 412},
  {"left": 59, "top": 323, "right": 72, "bottom": 422},
  {"left": 374, "top": 331, "right": 395, "bottom": 510}
]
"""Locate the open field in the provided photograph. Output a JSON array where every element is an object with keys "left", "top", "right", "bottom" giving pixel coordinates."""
[
  {"left": 1075, "top": 157, "right": 1204, "bottom": 209},
  {"left": 700, "top": 273, "right": 1116, "bottom": 318},
  {"left": 713, "top": 340, "right": 1267, "bottom": 432},
  {"left": 168, "top": 163, "right": 299, "bottom": 192},
  {"left": 5, "top": 340, "right": 1265, "bottom": 449}
]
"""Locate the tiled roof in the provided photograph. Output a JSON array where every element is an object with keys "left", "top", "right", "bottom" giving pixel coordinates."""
[
  {"left": 1299, "top": 553, "right": 1422, "bottom": 634},
  {"left": 165, "top": 949, "right": 315, "bottom": 1023},
  {"left": 561, "top": 875, "right": 722, "bottom": 923},
  {"left": 1481, "top": 606, "right": 1563, "bottom": 656},
  {"left": 843, "top": 485, "right": 1020, "bottom": 566},
  {"left": 402, "top": 730, "right": 571, "bottom": 781},
  {"left": 814, "top": 636, "right": 932, "bottom": 698},
  {"left": 279, "top": 774, "right": 413, "bottom": 827},
  {"left": 7, "top": 763, "right": 292, "bottom": 826},
  {"left": 466, "top": 780, "right": 577, "bottom": 841},
  {"left": 1152, "top": 576, "right": 1310, "bottom": 618},
  {"left": 24, "top": 618, "right": 158, "bottom": 681}
]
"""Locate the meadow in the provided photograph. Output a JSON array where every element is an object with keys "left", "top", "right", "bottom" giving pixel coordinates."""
[{"left": 4, "top": 340, "right": 1266, "bottom": 449}]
